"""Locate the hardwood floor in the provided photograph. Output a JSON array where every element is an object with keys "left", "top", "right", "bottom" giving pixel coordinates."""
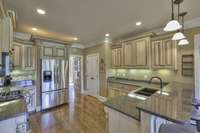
[{"left": 30, "top": 86, "right": 106, "bottom": 133}]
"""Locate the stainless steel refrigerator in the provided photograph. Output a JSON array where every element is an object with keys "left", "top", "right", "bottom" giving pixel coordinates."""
[{"left": 41, "top": 59, "right": 69, "bottom": 110}]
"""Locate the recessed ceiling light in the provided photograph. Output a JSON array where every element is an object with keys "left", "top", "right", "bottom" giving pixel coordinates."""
[
  {"left": 37, "top": 9, "right": 46, "bottom": 15},
  {"left": 105, "top": 33, "right": 110, "bottom": 37},
  {"left": 73, "top": 37, "right": 78, "bottom": 41},
  {"left": 136, "top": 21, "right": 142, "bottom": 26},
  {"left": 32, "top": 28, "right": 38, "bottom": 31}
]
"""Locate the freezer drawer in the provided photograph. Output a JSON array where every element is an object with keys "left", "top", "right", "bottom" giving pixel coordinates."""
[{"left": 42, "top": 89, "right": 68, "bottom": 110}]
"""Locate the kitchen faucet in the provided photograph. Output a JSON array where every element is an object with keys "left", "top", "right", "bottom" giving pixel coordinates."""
[{"left": 149, "top": 76, "right": 163, "bottom": 93}]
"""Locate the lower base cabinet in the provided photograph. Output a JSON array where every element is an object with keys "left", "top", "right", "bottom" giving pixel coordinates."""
[
  {"left": 0, "top": 114, "right": 28, "bottom": 133},
  {"left": 105, "top": 107, "right": 140, "bottom": 133},
  {"left": 140, "top": 111, "right": 169, "bottom": 133}
]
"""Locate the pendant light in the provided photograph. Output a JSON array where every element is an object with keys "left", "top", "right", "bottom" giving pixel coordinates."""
[
  {"left": 164, "top": 0, "right": 182, "bottom": 32},
  {"left": 172, "top": 0, "right": 185, "bottom": 40},
  {"left": 178, "top": 12, "right": 189, "bottom": 45}
]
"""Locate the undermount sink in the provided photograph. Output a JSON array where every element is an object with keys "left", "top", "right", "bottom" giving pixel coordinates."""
[{"left": 134, "top": 88, "right": 158, "bottom": 97}]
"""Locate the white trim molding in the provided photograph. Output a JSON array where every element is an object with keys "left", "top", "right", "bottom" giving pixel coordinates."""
[{"left": 194, "top": 34, "right": 200, "bottom": 99}]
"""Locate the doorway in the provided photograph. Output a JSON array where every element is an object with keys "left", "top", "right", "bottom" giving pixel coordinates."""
[
  {"left": 69, "top": 55, "right": 84, "bottom": 93},
  {"left": 86, "top": 53, "right": 100, "bottom": 97}
]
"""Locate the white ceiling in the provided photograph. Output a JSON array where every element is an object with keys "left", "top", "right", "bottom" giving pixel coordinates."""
[{"left": 6, "top": 0, "right": 200, "bottom": 46}]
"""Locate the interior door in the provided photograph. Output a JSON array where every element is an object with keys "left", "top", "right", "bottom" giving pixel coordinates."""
[{"left": 86, "top": 54, "right": 99, "bottom": 97}]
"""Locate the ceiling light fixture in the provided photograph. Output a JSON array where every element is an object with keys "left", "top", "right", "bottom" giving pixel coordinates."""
[
  {"left": 164, "top": 0, "right": 182, "bottom": 32},
  {"left": 37, "top": 9, "right": 46, "bottom": 15},
  {"left": 136, "top": 21, "right": 142, "bottom": 26},
  {"left": 172, "top": 32, "right": 185, "bottom": 40},
  {"left": 105, "top": 33, "right": 110, "bottom": 37},
  {"left": 73, "top": 37, "right": 78, "bottom": 41},
  {"left": 32, "top": 28, "right": 38, "bottom": 31},
  {"left": 178, "top": 39, "right": 189, "bottom": 45},
  {"left": 178, "top": 12, "right": 189, "bottom": 45},
  {"left": 172, "top": 0, "right": 185, "bottom": 40}
]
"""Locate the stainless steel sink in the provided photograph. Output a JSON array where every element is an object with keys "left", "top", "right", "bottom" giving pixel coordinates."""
[
  {"left": 134, "top": 88, "right": 158, "bottom": 97},
  {"left": 128, "top": 87, "right": 158, "bottom": 100}
]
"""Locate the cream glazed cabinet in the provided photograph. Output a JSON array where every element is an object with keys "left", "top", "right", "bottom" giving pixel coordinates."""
[
  {"left": 151, "top": 36, "right": 177, "bottom": 69},
  {"left": 12, "top": 40, "right": 36, "bottom": 70},
  {"left": 105, "top": 107, "right": 140, "bottom": 133}
]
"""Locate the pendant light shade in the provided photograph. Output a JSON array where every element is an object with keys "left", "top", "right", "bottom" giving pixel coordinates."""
[
  {"left": 172, "top": 31, "right": 185, "bottom": 40},
  {"left": 164, "top": 20, "right": 182, "bottom": 32},
  {"left": 178, "top": 39, "right": 189, "bottom": 45}
]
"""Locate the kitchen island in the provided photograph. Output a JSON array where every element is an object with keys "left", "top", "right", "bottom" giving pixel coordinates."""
[{"left": 104, "top": 78, "right": 196, "bottom": 133}]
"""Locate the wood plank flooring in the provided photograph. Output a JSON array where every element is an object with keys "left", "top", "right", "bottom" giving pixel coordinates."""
[{"left": 30, "top": 86, "right": 106, "bottom": 133}]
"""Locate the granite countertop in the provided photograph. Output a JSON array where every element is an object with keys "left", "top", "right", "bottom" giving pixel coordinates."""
[
  {"left": 105, "top": 78, "right": 194, "bottom": 124},
  {"left": 0, "top": 99, "right": 27, "bottom": 121},
  {"left": 104, "top": 96, "right": 142, "bottom": 120},
  {"left": 137, "top": 82, "right": 194, "bottom": 124}
]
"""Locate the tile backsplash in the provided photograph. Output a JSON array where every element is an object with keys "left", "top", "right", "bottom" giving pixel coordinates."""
[
  {"left": 11, "top": 69, "right": 36, "bottom": 81},
  {"left": 109, "top": 69, "right": 178, "bottom": 83}
]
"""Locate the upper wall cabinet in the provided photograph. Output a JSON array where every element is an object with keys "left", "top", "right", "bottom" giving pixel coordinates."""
[
  {"left": 41, "top": 46, "right": 66, "bottom": 59},
  {"left": 23, "top": 45, "right": 36, "bottom": 69},
  {"left": 122, "top": 37, "right": 151, "bottom": 68},
  {"left": 12, "top": 41, "right": 36, "bottom": 70},
  {"left": 111, "top": 45, "right": 122, "bottom": 68},
  {"left": 151, "top": 38, "right": 177, "bottom": 69}
]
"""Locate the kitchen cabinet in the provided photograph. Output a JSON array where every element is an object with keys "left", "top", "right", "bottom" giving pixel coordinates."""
[
  {"left": 111, "top": 47, "right": 122, "bottom": 68},
  {"left": 0, "top": 113, "right": 28, "bottom": 133},
  {"left": 107, "top": 82, "right": 139, "bottom": 98},
  {"left": 23, "top": 45, "right": 35, "bottom": 69},
  {"left": 135, "top": 38, "right": 150, "bottom": 67},
  {"left": 12, "top": 41, "right": 36, "bottom": 70},
  {"left": 122, "top": 37, "right": 151, "bottom": 68},
  {"left": 13, "top": 43, "right": 22, "bottom": 68},
  {"left": 43, "top": 46, "right": 53, "bottom": 57},
  {"left": 105, "top": 107, "right": 140, "bottom": 133},
  {"left": 42, "top": 46, "right": 66, "bottom": 58},
  {"left": 0, "top": 17, "right": 14, "bottom": 65},
  {"left": 140, "top": 111, "right": 169, "bottom": 133},
  {"left": 151, "top": 38, "right": 177, "bottom": 69}
]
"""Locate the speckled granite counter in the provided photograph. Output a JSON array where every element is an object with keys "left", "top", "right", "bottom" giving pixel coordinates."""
[
  {"left": 104, "top": 96, "right": 143, "bottom": 120},
  {"left": 0, "top": 99, "right": 27, "bottom": 121},
  {"left": 137, "top": 82, "right": 194, "bottom": 124},
  {"left": 105, "top": 78, "right": 194, "bottom": 124}
]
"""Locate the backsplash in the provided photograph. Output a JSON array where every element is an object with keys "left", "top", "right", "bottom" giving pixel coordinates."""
[
  {"left": 11, "top": 69, "right": 36, "bottom": 81},
  {"left": 109, "top": 69, "right": 178, "bottom": 83}
]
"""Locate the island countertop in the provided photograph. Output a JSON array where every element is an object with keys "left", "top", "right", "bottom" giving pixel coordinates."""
[
  {"left": 137, "top": 82, "right": 194, "bottom": 124},
  {"left": 0, "top": 99, "right": 27, "bottom": 121},
  {"left": 104, "top": 96, "right": 143, "bottom": 120},
  {"left": 105, "top": 77, "right": 194, "bottom": 124}
]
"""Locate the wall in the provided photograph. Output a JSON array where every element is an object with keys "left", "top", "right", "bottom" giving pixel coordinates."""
[
  {"left": 111, "top": 27, "right": 200, "bottom": 84},
  {"left": 84, "top": 43, "right": 111, "bottom": 97}
]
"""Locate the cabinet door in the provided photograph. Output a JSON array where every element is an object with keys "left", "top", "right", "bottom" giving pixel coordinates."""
[
  {"left": 123, "top": 42, "right": 132, "bottom": 66},
  {"left": 55, "top": 48, "right": 65, "bottom": 57},
  {"left": 152, "top": 41, "right": 162, "bottom": 67},
  {"left": 43, "top": 46, "right": 53, "bottom": 57},
  {"left": 108, "top": 109, "right": 120, "bottom": 133},
  {"left": 111, "top": 48, "right": 122, "bottom": 68},
  {"left": 13, "top": 44, "right": 22, "bottom": 68},
  {"left": 163, "top": 39, "right": 174, "bottom": 66},
  {"left": 135, "top": 39, "right": 148, "bottom": 66},
  {"left": 119, "top": 113, "right": 140, "bottom": 133},
  {"left": 23, "top": 46, "right": 35, "bottom": 69}
]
